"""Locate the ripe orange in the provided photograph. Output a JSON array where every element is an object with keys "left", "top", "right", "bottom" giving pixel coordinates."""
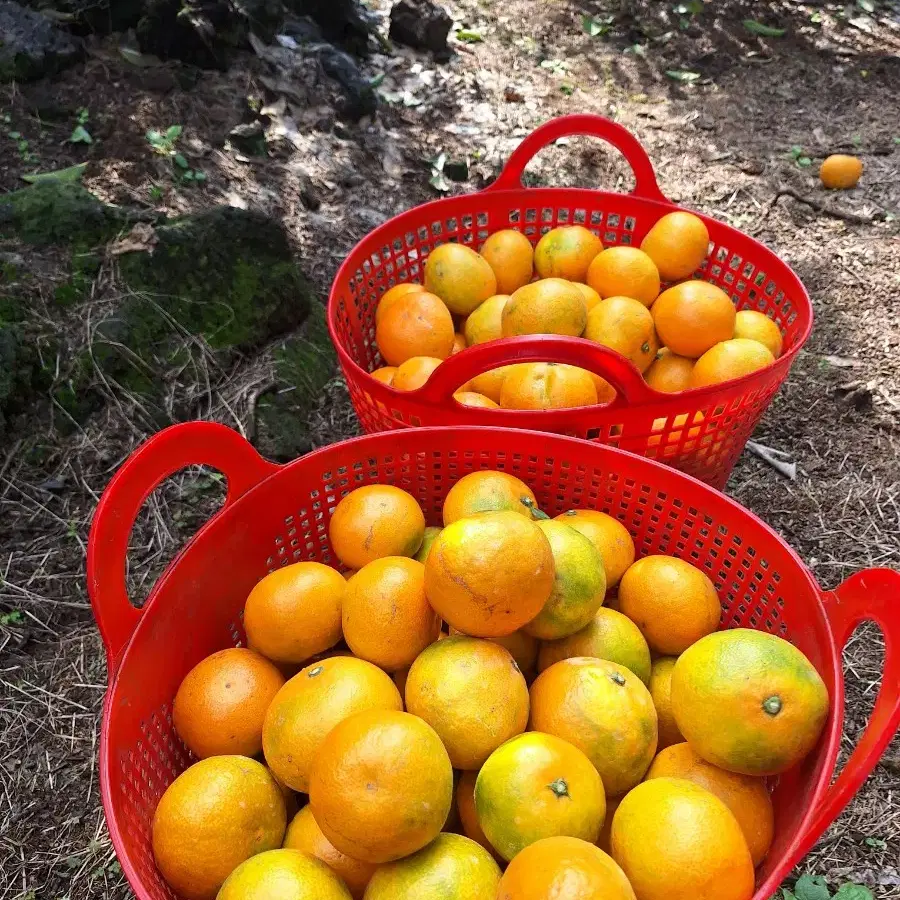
[
  {"left": 584, "top": 296, "right": 659, "bottom": 373},
  {"left": 480, "top": 229, "right": 535, "bottom": 294},
  {"left": 651, "top": 281, "right": 736, "bottom": 359},
  {"left": 405, "top": 635, "right": 529, "bottom": 769},
  {"left": 644, "top": 348, "right": 694, "bottom": 393},
  {"left": 820, "top": 153, "right": 863, "bottom": 190},
  {"left": 537, "top": 606, "right": 652, "bottom": 685},
  {"left": 309, "top": 709, "right": 453, "bottom": 863},
  {"left": 646, "top": 743, "right": 774, "bottom": 866},
  {"left": 572, "top": 281, "right": 602, "bottom": 311},
  {"left": 671, "top": 628, "right": 829, "bottom": 776},
  {"left": 392, "top": 356, "right": 444, "bottom": 391},
  {"left": 152, "top": 756, "right": 286, "bottom": 900},
  {"left": 530, "top": 658, "right": 658, "bottom": 796},
  {"left": 329, "top": 484, "right": 425, "bottom": 570},
  {"left": 464, "top": 294, "right": 509, "bottom": 345},
  {"left": 640, "top": 211, "right": 710, "bottom": 282},
  {"left": 534, "top": 226, "right": 603, "bottom": 282},
  {"left": 376, "top": 291, "right": 454, "bottom": 366},
  {"left": 415, "top": 525, "right": 442, "bottom": 563},
  {"left": 452, "top": 627, "right": 540, "bottom": 678},
  {"left": 586, "top": 246, "right": 660, "bottom": 308},
  {"left": 453, "top": 390, "right": 499, "bottom": 408},
  {"left": 647, "top": 656, "right": 684, "bottom": 749},
  {"left": 691, "top": 338, "right": 775, "bottom": 388},
  {"left": 442, "top": 469, "right": 538, "bottom": 525},
  {"left": 733, "top": 310, "right": 783, "bottom": 358},
  {"left": 375, "top": 282, "right": 423, "bottom": 326},
  {"left": 457, "top": 771, "right": 499, "bottom": 856},
  {"left": 217, "top": 849, "right": 351, "bottom": 900},
  {"left": 244, "top": 562, "right": 345, "bottom": 664},
  {"left": 262, "top": 656, "right": 402, "bottom": 792},
  {"left": 424, "top": 511, "right": 555, "bottom": 636},
  {"left": 425, "top": 244, "right": 498, "bottom": 315},
  {"left": 498, "top": 836, "right": 636, "bottom": 900},
  {"left": 500, "top": 362, "right": 597, "bottom": 409},
  {"left": 475, "top": 732, "right": 606, "bottom": 861},
  {"left": 618, "top": 555, "right": 721, "bottom": 655},
  {"left": 470, "top": 365, "right": 516, "bottom": 403},
  {"left": 501, "top": 278, "right": 587, "bottom": 337},
  {"left": 555, "top": 509, "right": 635, "bottom": 587},
  {"left": 611, "top": 778, "right": 755, "bottom": 900},
  {"left": 173, "top": 648, "right": 284, "bottom": 759},
  {"left": 343, "top": 557, "right": 441, "bottom": 671}
]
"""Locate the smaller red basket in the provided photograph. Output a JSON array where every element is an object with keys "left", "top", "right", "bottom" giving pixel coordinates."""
[{"left": 327, "top": 114, "right": 814, "bottom": 490}]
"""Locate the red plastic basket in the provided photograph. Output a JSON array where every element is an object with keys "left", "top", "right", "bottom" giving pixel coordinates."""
[
  {"left": 88, "top": 423, "right": 899, "bottom": 900},
  {"left": 327, "top": 114, "right": 814, "bottom": 490}
]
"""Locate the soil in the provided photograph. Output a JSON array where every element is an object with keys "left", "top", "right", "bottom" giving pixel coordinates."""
[{"left": 2, "top": 1, "right": 900, "bottom": 898}]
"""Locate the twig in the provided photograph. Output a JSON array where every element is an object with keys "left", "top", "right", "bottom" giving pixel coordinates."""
[
  {"left": 758, "top": 186, "right": 884, "bottom": 229},
  {"left": 745, "top": 440, "right": 797, "bottom": 481}
]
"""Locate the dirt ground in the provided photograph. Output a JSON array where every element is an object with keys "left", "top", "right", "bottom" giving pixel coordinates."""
[{"left": 2, "top": 0, "right": 900, "bottom": 897}]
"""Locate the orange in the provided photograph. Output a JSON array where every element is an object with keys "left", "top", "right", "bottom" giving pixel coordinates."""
[
  {"left": 151, "top": 756, "right": 286, "bottom": 900},
  {"left": 414, "top": 525, "right": 442, "bottom": 563},
  {"left": 644, "top": 348, "right": 694, "bottom": 393},
  {"left": 596, "top": 796, "right": 621, "bottom": 855},
  {"left": 584, "top": 296, "right": 659, "bottom": 373},
  {"left": 424, "top": 243, "right": 498, "bottom": 315},
  {"left": 283, "top": 806, "right": 376, "bottom": 899},
  {"left": 651, "top": 281, "right": 736, "bottom": 359},
  {"left": 670, "top": 628, "right": 829, "bottom": 776},
  {"left": 375, "top": 282, "right": 423, "bottom": 325},
  {"left": 572, "top": 281, "right": 602, "bottom": 311},
  {"left": 329, "top": 484, "right": 425, "bottom": 570},
  {"left": 733, "top": 310, "right": 783, "bottom": 358},
  {"left": 376, "top": 291, "right": 454, "bottom": 366},
  {"left": 646, "top": 743, "right": 774, "bottom": 866},
  {"left": 452, "top": 627, "right": 540, "bottom": 678},
  {"left": 217, "top": 848, "right": 351, "bottom": 900},
  {"left": 457, "top": 771, "right": 498, "bottom": 856},
  {"left": 618, "top": 555, "right": 721, "bottom": 655},
  {"left": 464, "top": 293, "right": 509, "bottom": 345},
  {"left": 498, "top": 836, "right": 636, "bottom": 900},
  {"left": 500, "top": 362, "right": 597, "bottom": 409},
  {"left": 611, "top": 777, "right": 754, "bottom": 900},
  {"left": 639, "top": 211, "right": 710, "bottom": 282},
  {"left": 244, "top": 562, "right": 345, "bottom": 664},
  {"left": 262, "top": 656, "right": 402, "bottom": 792},
  {"left": 309, "top": 709, "right": 453, "bottom": 863},
  {"left": 454, "top": 390, "right": 499, "bottom": 408},
  {"left": 534, "top": 225, "right": 603, "bottom": 283},
  {"left": 480, "top": 229, "right": 535, "bottom": 294},
  {"left": 647, "top": 656, "right": 684, "bottom": 749},
  {"left": 691, "top": 338, "right": 774, "bottom": 388},
  {"left": 370, "top": 366, "right": 396, "bottom": 386},
  {"left": 820, "top": 153, "right": 863, "bottom": 190},
  {"left": 173, "top": 648, "right": 284, "bottom": 759},
  {"left": 424, "top": 511, "right": 554, "bottom": 636},
  {"left": 530, "top": 658, "right": 658, "bottom": 796},
  {"left": 475, "top": 732, "right": 606, "bottom": 861},
  {"left": 525, "top": 520, "right": 607, "bottom": 640},
  {"left": 501, "top": 278, "right": 587, "bottom": 337},
  {"left": 405, "top": 635, "right": 529, "bottom": 769},
  {"left": 470, "top": 365, "right": 516, "bottom": 403},
  {"left": 555, "top": 509, "right": 635, "bottom": 587},
  {"left": 537, "top": 606, "right": 651, "bottom": 685},
  {"left": 443, "top": 469, "right": 538, "bottom": 525},
  {"left": 586, "top": 246, "right": 660, "bottom": 308},
  {"left": 451, "top": 332, "right": 466, "bottom": 354},
  {"left": 392, "top": 355, "right": 444, "bottom": 391}
]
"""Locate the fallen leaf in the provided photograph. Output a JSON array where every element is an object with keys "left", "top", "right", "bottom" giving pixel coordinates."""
[
  {"left": 21, "top": 163, "right": 87, "bottom": 184},
  {"left": 665, "top": 70, "right": 701, "bottom": 83},
  {"left": 821, "top": 355, "right": 865, "bottom": 369},
  {"left": 743, "top": 20, "right": 786, "bottom": 37},
  {"left": 109, "top": 223, "right": 158, "bottom": 256}
]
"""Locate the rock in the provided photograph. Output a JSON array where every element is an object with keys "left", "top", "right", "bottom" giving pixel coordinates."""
[
  {"left": 0, "top": 1, "right": 82, "bottom": 82},
  {"left": 388, "top": 0, "right": 451, "bottom": 56},
  {"left": 228, "top": 120, "right": 268, "bottom": 156},
  {"left": 0, "top": 285, "right": 46, "bottom": 436},
  {"left": 316, "top": 43, "right": 377, "bottom": 119},
  {"left": 285, "top": 0, "right": 377, "bottom": 55},
  {"left": 21, "top": 0, "right": 146, "bottom": 34}
]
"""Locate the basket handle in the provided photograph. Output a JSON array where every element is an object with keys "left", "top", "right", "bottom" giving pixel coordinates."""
[
  {"left": 414, "top": 335, "right": 656, "bottom": 406},
  {"left": 486, "top": 114, "right": 668, "bottom": 203},
  {"left": 87, "top": 422, "right": 278, "bottom": 676}
]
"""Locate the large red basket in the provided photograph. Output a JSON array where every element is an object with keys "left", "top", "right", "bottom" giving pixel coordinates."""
[
  {"left": 327, "top": 115, "right": 814, "bottom": 490},
  {"left": 88, "top": 423, "right": 899, "bottom": 900}
]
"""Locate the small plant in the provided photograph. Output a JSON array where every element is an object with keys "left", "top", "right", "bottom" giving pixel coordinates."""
[
  {"left": 582, "top": 14, "right": 615, "bottom": 37},
  {"left": 69, "top": 107, "right": 92, "bottom": 144},
  {"left": 789, "top": 145, "right": 813, "bottom": 168},
  {"left": 148, "top": 184, "right": 164, "bottom": 201},
  {"left": 0, "top": 609, "right": 24, "bottom": 626},
  {"left": 781, "top": 874, "right": 874, "bottom": 900},
  {"left": 146, "top": 125, "right": 206, "bottom": 184},
  {"left": 6, "top": 127, "right": 38, "bottom": 164}
]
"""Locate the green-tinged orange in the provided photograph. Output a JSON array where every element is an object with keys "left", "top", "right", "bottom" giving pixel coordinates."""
[
  {"left": 464, "top": 294, "right": 510, "bottom": 345},
  {"left": 217, "top": 849, "right": 352, "bottom": 900},
  {"left": 534, "top": 226, "right": 603, "bottom": 283},
  {"left": 648, "top": 656, "right": 684, "bottom": 749},
  {"left": 501, "top": 278, "right": 587, "bottom": 338},
  {"left": 424, "top": 244, "right": 498, "bottom": 316},
  {"left": 555, "top": 510, "right": 635, "bottom": 587},
  {"left": 414, "top": 526, "right": 442, "bottom": 563},
  {"left": 442, "top": 470, "right": 538, "bottom": 525}
]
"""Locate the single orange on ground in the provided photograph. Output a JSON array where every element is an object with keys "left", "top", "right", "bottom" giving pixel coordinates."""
[
  {"left": 309, "top": 709, "right": 453, "bottom": 863},
  {"left": 329, "top": 483, "right": 425, "bottom": 570},
  {"left": 691, "top": 338, "right": 775, "bottom": 388},
  {"left": 555, "top": 509, "right": 635, "bottom": 587},
  {"left": 640, "top": 211, "right": 710, "bottom": 282},
  {"left": 470, "top": 365, "right": 516, "bottom": 403},
  {"left": 424, "top": 510, "right": 555, "bottom": 636},
  {"left": 480, "top": 229, "right": 535, "bottom": 294},
  {"left": 217, "top": 848, "right": 351, "bottom": 900},
  {"left": 424, "top": 243, "right": 498, "bottom": 315},
  {"left": 671, "top": 628, "right": 829, "bottom": 776},
  {"left": 584, "top": 296, "right": 659, "bottom": 373},
  {"left": 475, "top": 732, "right": 606, "bottom": 861},
  {"left": 647, "top": 656, "right": 684, "bottom": 749},
  {"left": 262, "top": 655, "right": 402, "bottom": 792},
  {"left": 454, "top": 390, "right": 499, "bottom": 408},
  {"left": 652, "top": 280, "right": 736, "bottom": 359},
  {"left": 498, "top": 836, "right": 636, "bottom": 900},
  {"left": 530, "top": 657, "right": 658, "bottom": 796},
  {"left": 501, "top": 278, "right": 587, "bottom": 337},
  {"left": 644, "top": 348, "right": 694, "bottom": 393},
  {"left": 611, "top": 777, "right": 754, "bottom": 900},
  {"left": 375, "top": 282, "right": 422, "bottom": 325},
  {"left": 376, "top": 290, "right": 454, "bottom": 366},
  {"left": 405, "top": 635, "right": 529, "bottom": 769},
  {"left": 572, "top": 281, "right": 602, "bottom": 311},
  {"left": 415, "top": 525, "right": 442, "bottom": 563},
  {"left": 457, "top": 771, "right": 499, "bottom": 857},
  {"left": 586, "top": 246, "right": 660, "bottom": 308},
  {"left": 534, "top": 225, "right": 603, "bottom": 282},
  {"left": 173, "top": 647, "right": 284, "bottom": 759},
  {"left": 152, "top": 756, "right": 286, "bottom": 900},
  {"left": 733, "top": 309, "right": 783, "bottom": 358},
  {"left": 370, "top": 366, "right": 396, "bottom": 386},
  {"left": 618, "top": 555, "right": 721, "bottom": 655},
  {"left": 820, "top": 153, "right": 863, "bottom": 190},
  {"left": 451, "top": 332, "right": 466, "bottom": 354},
  {"left": 500, "top": 362, "right": 597, "bottom": 410},
  {"left": 464, "top": 293, "right": 510, "bottom": 345},
  {"left": 442, "top": 469, "right": 538, "bottom": 525},
  {"left": 343, "top": 557, "right": 440, "bottom": 672},
  {"left": 646, "top": 742, "right": 774, "bottom": 866},
  {"left": 244, "top": 562, "right": 345, "bottom": 664},
  {"left": 392, "top": 355, "right": 444, "bottom": 391}
]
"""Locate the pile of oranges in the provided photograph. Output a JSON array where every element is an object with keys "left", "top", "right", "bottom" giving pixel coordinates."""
[
  {"left": 150, "top": 471, "right": 829, "bottom": 900},
  {"left": 370, "top": 211, "right": 785, "bottom": 410}
]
